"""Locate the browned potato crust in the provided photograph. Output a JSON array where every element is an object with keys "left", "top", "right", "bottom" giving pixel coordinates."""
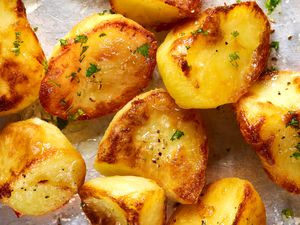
[
  {"left": 0, "top": 118, "right": 86, "bottom": 215},
  {"left": 236, "top": 71, "right": 300, "bottom": 193},
  {"left": 95, "top": 89, "right": 208, "bottom": 204},
  {"left": 110, "top": 0, "right": 201, "bottom": 30},
  {"left": 157, "top": 1, "right": 270, "bottom": 109},
  {"left": 39, "top": 14, "right": 157, "bottom": 120},
  {"left": 168, "top": 178, "right": 266, "bottom": 225},
  {"left": 0, "top": 0, "right": 45, "bottom": 116}
]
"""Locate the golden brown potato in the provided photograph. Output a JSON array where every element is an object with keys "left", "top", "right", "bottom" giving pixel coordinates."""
[
  {"left": 236, "top": 71, "right": 300, "bottom": 194},
  {"left": 168, "top": 178, "right": 266, "bottom": 225},
  {"left": 109, "top": 0, "right": 201, "bottom": 30},
  {"left": 39, "top": 14, "right": 157, "bottom": 120},
  {"left": 0, "top": 118, "right": 86, "bottom": 216},
  {"left": 157, "top": 2, "right": 270, "bottom": 109},
  {"left": 0, "top": 0, "right": 45, "bottom": 116},
  {"left": 79, "top": 176, "right": 165, "bottom": 225},
  {"left": 95, "top": 89, "right": 208, "bottom": 204}
]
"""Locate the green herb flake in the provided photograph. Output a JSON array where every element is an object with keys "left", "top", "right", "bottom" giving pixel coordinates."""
[
  {"left": 59, "top": 39, "right": 68, "bottom": 46},
  {"left": 75, "top": 35, "right": 88, "bottom": 46},
  {"left": 186, "top": 46, "right": 191, "bottom": 50},
  {"left": 33, "top": 27, "right": 38, "bottom": 32},
  {"left": 12, "top": 31, "right": 23, "bottom": 56},
  {"left": 281, "top": 208, "right": 294, "bottom": 218},
  {"left": 86, "top": 63, "right": 101, "bottom": 77},
  {"left": 236, "top": 0, "right": 241, "bottom": 3},
  {"left": 191, "top": 28, "right": 209, "bottom": 35},
  {"left": 229, "top": 52, "right": 240, "bottom": 67},
  {"left": 290, "top": 152, "right": 300, "bottom": 159},
  {"left": 68, "top": 108, "right": 85, "bottom": 121},
  {"left": 42, "top": 60, "right": 48, "bottom": 72},
  {"left": 77, "top": 91, "right": 82, "bottom": 96},
  {"left": 135, "top": 43, "right": 150, "bottom": 58},
  {"left": 98, "top": 10, "right": 108, "bottom": 15},
  {"left": 79, "top": 46, "right": 89, "bottom": 62},
  {"left": 231, "top": 31, "right": 239, "bottom": 37},
  {"left": 47, "top": 79, "right": 61, "bottom": 88},
  {"left": 270, "top": 41, "right": 279, "bottom": 51},
  {"left": 286, "top": 112, "right": 299, "bottom": 128},
  {"left": 171, "top": 130, "right": 184, "bottom": 141},
  {"left": 99, "top": 33, "right": 107, "bottom": 38},
  {"left": 265, "top": 0, "right": 281, "bottom": 14},
  {"left": 56, "top": 118, "right": 69, "bottom": 130},
  {"left": 265, "top": 66, "right": 278, "bottom": 72}
]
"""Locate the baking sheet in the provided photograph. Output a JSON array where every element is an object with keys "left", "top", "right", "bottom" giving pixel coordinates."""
[{"left": 1, "top": 0, "right": 300, "bottom": 224}]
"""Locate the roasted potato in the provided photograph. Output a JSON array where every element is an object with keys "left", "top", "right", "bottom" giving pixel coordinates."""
[
  {"left": 0, "top": 0, "right": 45, "bottom": 116},
  {"left": 157, "top": 2, "right": 270, "bottom": 109},
  {"left": 168, "top": 178, "right": 266, "bottom": 225},
  {"left": 109, "top": 0, "right": 201, "bottom": 30},
  {"left": 40, "top": 14, "right": 157, "bottom": 120},
  {"left": 95, "top": 89, "right": 208, "bottom": 204},
  {"left": 0, "top": 118, "right": 86, "bottom": 216},
  {"left": 79, "top": 176, "right": 165, "bottom": 225},
  {"left": 236, "top": 71, "right": 300, "bottom": 193}
]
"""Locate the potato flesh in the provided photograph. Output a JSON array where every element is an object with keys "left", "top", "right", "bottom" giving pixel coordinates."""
[
  {"left": 157, "top": 2, "right": 270, "bottom": 109},
  {"left": 0, "top": 118, "right": 86, "bottom": 215},
  {"left": 40, "top": 14, "right": 156, "bottom": 120},
  {"left": 236, "top": 72, "right": 300, "bottom": 193},
  {"left": 110, "top": 0, "right": 189, "bottom": 29},
  {"left": 79, "top": 176, "right": 165, "bottom": 225},
  {"left": 0, "top": 0, "right": 45, "bottom": 116},
  {"left": 169, "top": 178, "right": 266, "bottom": 225},
  {"left": 95, "top": 89, "right": 208, "bottom": 204}
]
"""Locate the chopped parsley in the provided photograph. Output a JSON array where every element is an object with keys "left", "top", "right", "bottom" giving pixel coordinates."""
[
  {"left": 98, "top": 10, "right": 110, "bottom": 15},
  {"left": 231, "top": 31, "right": 239, "bottom": 37},
  {"left": 191, "top": 28, "right": 209, "bottom": 35},
  {"left": 99, "top": 33, "right": 107, "bottom": 38},
  {"left": 68, "top": 108, "right": 85, "bottom": 121},
  {"left": 86, "top": 63, "right": 101, "bottom": 77},
  {"left": 270, "top": 41, "right": 279, "bottom": 51},
  {"left": 265, "top": 0, "right": 281, "bottom": 14},
  {"left": 42, "top": 60, "right": 48, "bottom": 72},
  {"left": 33, "top": 27, "right": 38, "bottom": 32},
  {"left": 265, "top": 66, "right": 278, "bottom": 72},
  {"left": 171, "top": 130, "right": 184, "bottom": 141},
  {"left": 286, "top": 112, "right": 299, "bottom": 128},
  {"left": 60, "top": 39, "right": 68, "bottom": 46},
  {"left": 135, "top": 43, "right": 150, "bottom": 58},
  {"left": 186, "top": 46, "right": 191, "bottom": 50},
  {"left": 290, "top": 152, "right": 300, "bottom": 159},
  {"left": 47, "top": 79, "right": 61, "bottom": 88},
  {"left": 75, "top": 35, "right": 88, "bottom": 46},
  {"left": 282, "top": 208, "right": 294, "bottom": 218},
  {"left": 79, "top": 46, "right": 89, "bottom": 62},
  {"left": 229, "top": 52, "right": 240, "bottom": 67},
  {"left": 236, "top": 0, "right": 241, "bottom": 2},
  {"left": 12, "top": 32, "right": 23, "bottom": 56}
]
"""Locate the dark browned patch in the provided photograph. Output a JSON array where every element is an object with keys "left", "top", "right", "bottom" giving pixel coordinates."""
[
  {"left": 0, "top": 183, "right": 12, "bottom": 199},
  {"left": 237, "top": 110, "right": 275, "bottom": 165},
  {"left": 233, "top": 184, "right": 253, "bottom": 225},
  {"left": 16, "top": 0, "right": 26, "bottom": 17}
]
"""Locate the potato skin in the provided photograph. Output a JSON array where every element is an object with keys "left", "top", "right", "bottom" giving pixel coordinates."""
[
  {"left": 39, "top": 14, "right": 157, "bottom": 120},
  {"left": 168, "top": 178, "right": 266, "bottom": 225},
  {"left": 0, "top": 118, "right": 86, "bottom": 215},
  {"left": 236, "top": 71, "right": 300, "bottom": 194},
  {"left": 157, "top": 2, "right": 270, "bottom": 109},
  {"left": 110, "top": 0, "right": 201, "bottom": 30},
  {"left": 79, "top": 176, "right": 166, "bottom": 225},
  {"left": 0, "top": 0, "right": 45, "bottom": 116},
  {"left": 95, "top": 89, "right": 208, "bottom": 204}
]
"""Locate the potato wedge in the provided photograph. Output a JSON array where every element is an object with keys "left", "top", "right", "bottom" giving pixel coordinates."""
[
  {"left": 168, "top": 178, "right": 266, "bottom": 225},
  {"left": 0, "top": 118, "right": 86, "bottom": 216},
  {"left": 157, "top": 2, "right": 270, "bottom": 109},
  {"left": 95, "top": 89, "right": 208, "bottom": 204},
  {"left": 0, "top": 0, "right": 45, "bottom": 116},
  {"left": 109, "top": 0, "right": 201, "bottom": 30},
  {"left": 79, "top": 176, "right": 165, "bottom": 225},
  {"left": 236, "top": 71, "right": 300, "bottom": 193},
  {"left": 39, "top": 14, "right": 157, "bottom": 120}
]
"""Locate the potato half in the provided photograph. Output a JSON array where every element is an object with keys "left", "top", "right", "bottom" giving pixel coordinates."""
[
  {"left": 79, "top": 176, "right": 165, "bottom": 225},
  {"left": 157, "top": 2, "right": 270, "bottom": 109},
  {"left": 0, "top": 0, "right": 45, "bottom": 116},
  {"left": 39, "top": 14, "right": 157, "bottom": 120},
  {"left": 236, "top": 71, "right": 300, "bottom": 193},
  {"left": 0, "top": 118, "right": 86, "bottom": 215},
  {"left": 109, "top": 0, "right": 201, "bottom": 30},
  {"left": 168, "top": 178, "right": 266, "bottom": 225},
  {"left": 95, "top": 89, "right": 208, "bottom": 204}
]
